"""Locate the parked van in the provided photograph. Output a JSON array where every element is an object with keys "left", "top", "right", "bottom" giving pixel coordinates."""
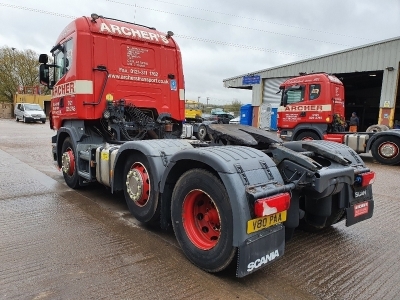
[{"left": 14, "top": 103, "right": 46, "bottom": 123}]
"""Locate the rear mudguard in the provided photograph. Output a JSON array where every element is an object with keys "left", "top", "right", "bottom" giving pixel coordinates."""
[
  {"left": 277, "top": 140, "right": 374, "bottom": 226},
  {"left": 160, "top": 146, "right": 289, "bottom": 277},
  {"left": 111, "top": 139, "right": 194, "bottom": 193}
]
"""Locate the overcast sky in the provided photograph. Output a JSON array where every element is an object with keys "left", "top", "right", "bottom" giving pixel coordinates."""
[{"left": 1, "top": 0, "right": 399, "bottom": 105}]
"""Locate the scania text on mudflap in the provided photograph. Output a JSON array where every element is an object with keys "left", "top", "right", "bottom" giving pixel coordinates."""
[
  {"left": 39, "top": 14, "right": 376, "bottom": 277},
  {"left": 277, "top": 73, "right": 400, "bottom": 165}
]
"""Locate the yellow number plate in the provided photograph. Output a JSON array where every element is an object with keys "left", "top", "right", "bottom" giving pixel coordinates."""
[{"left": 247, "top": 211, "right": 287, "bottom": 234}]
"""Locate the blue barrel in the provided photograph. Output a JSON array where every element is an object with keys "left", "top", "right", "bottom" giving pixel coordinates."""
[
  {"left": 270, "top": 107, "right": 278, "bottom": 130},
  {"left": 240, "top": 104, "right": 253, "bottom": 125}
]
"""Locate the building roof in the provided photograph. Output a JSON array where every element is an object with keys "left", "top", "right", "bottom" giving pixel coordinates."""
[{"left": 223, "top": 36, "right": 400, "bottom": 86}]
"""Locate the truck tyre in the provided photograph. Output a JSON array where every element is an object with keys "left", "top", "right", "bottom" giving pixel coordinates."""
[
  {"left": 196, "top": 124, "right": 210, "bottom": 141},
  {"left": 171, "top": 169, "right": 236, "bottom": 273},
  {"left": 299, "top": 209, "right": 345, "bottom": 232},
  {"left": 299, "top": 207, "right": 345, "bottom": 233},
  {"left": 295, "top": 131, "right": 320, "bottom": 141},
  {"left": 378, "top": 125, "right": 389, "bottom": 131},
  {"left": 371, "top": 136, "right": 400, "bottom": 165},
  {"left": 123, "top": 153, "right": 160, "bottom": 225},
  {"left": 298, "top": 196, "right": 345, "bottom": 232},
  {"left": 366, "top": 125, "right": 382, "bottom": 133},
  {"left": 61, "top": 137, "right": 80, "bottom": 189}
]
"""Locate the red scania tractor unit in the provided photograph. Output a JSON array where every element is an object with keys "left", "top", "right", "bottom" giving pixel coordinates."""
[{"left": 38, "top": 15, "right": 376, "bottom": 278}]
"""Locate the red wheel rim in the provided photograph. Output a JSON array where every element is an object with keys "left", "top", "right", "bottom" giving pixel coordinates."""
[
  {"left": 378, "top": 142, "right": 399, "bottom": 159},
  {"left": 62, "top": 148, "right": 75, "bottom": 176},
  {"left": 126, "top": 163, "right": 150, "bottom": 206},
  {"left": 182, "top": 190, "right": 221, "bottom": 250}
]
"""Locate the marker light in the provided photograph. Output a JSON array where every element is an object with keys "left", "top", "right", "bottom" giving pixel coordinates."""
[
  {"left": 355, "top": 171, "right": 376, "bottom": 187},
  {"left": 254, "top": 193, "right": 291, "bottom": 218},
  {"left": 91, "top": 13, "right": 99, "bottom": 21}
]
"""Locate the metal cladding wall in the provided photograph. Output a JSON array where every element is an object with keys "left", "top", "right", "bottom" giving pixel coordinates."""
[
  {"left": 223, "top": 36, "right": 400, "bottom": 126},
  {"left": 257, "top": 77, "right": 290, "bottom": 130},
  {"left": 262, "top": 77, "right": 290, "bottom": 108}
]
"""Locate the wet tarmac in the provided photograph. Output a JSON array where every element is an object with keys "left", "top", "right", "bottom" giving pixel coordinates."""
[{"left": 1, "top": 119, "right": 400, "bottom": 299}]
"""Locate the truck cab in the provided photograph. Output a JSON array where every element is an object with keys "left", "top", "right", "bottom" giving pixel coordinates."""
[
  {"left": 39, "top": 14, "right": 185, "bottom": 140},
  {"left": 277, "top": 73, "right": 345, "bottom": 141}
]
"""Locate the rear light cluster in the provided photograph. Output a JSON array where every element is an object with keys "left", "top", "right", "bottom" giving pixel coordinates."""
[
  {"left": 254, "top": 193, "right": 291, "bottom": 218},
  {"left": 355, "top": 171, "right": 376, "bottom": 187}
]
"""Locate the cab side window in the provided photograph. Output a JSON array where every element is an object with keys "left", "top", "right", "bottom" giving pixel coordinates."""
[
  {"left": 309, "top": 84, "right": 321, "bottom": 100},
  {"left": 53, "top": 39, "right": 73, "bottom": 81},
  {"left": 64, "top": 39, "right": 73, "bottom": 73}
]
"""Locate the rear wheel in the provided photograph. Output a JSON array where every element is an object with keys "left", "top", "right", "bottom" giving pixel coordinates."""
[
  {"left": 23, "top": 116, "right": 26, "bottom": 123},
  {"left": 298, "top": 195, "right": 345, "bottom": 232},
  {"left": 366, "top": 125, "right": 382, "bottom": 133},
  {"left": 123, "top": 153, "right": 160, "bottom": 224},
  {"left": 295, "top": 131, "right": 320, "bottom": 141},
  {"left": 171, "top": 169, "right": 235, "bottom": 272},
  {"left": 371, "top": 136, "right": 400, "bottom": 165},
  {"left": 15, "top": 116, "right": 19, "bottom": 122},
  {"left": 61, "top": 137, "right": 80, "bottom": 189},
  {"left": 378, "top": 125, "right": 389, "bottom": 131}
]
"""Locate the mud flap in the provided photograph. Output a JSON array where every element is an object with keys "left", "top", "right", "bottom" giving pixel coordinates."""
[
  {"left": 236, "top": 225, "right": 285, "bottom": 278},
  {"left": 346, "top": 199, "right": 374, "bottom": 226}
]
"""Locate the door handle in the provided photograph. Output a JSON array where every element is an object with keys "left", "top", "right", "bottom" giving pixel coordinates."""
[
  {"left": 300, "top": 111, "right": 306, "bottom": 117},
  {"left": 59, "top": 97, "right": 64, "bottom": 108}
]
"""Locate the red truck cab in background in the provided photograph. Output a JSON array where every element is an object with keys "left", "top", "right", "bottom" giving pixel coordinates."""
[
  {"left": 277, "top": 73, "right": 346, "bottom": 141},
  {"left": 277, "top": 73, "right": 400, "bottom": 165}
]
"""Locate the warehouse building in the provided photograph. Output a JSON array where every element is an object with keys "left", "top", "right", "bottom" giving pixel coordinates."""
[{"left": 223, "top": 36, "right": 400, "bottom": 131}]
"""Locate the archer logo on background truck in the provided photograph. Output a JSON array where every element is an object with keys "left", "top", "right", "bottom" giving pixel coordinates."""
[{"left": 280, "top": 104, "right": 332, "bottom": 112}]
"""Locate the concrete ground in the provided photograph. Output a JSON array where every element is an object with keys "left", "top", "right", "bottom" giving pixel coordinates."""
[{"left": 0, "top": 119, "right": 399, "bottom": 300}]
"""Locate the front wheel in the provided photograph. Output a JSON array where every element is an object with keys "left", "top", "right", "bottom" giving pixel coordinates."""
[
  {"left": 61, "top": 137, "right": 80, "bottom": 189},
  {"left": 295, "top": 131, "right": 320, "bottom": 141},
  {"left": 15, "top": 116, "right": 19, "bottom": 122},
  {"left": 171, "top": 169, "right": 236, "bottom": 273},
  {"left": 123, "top": 153, "right": 160, "bottom": 224},
  {"left": 196, "top": 124, "right": 210, "bottom": 141},
  {"left": 371, "top": 136, "right": 400, "bottom": 165},
  {"left": 23, "top": 116, "right": 26, "bottom": 123}
]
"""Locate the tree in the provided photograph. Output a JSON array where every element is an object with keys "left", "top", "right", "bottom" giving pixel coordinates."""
[
  {"left": 0, "top": 46, "right": 41, "bottom": 102},
  {"left": 224, "top": 99, "right": 242, "bottom": 116}
]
